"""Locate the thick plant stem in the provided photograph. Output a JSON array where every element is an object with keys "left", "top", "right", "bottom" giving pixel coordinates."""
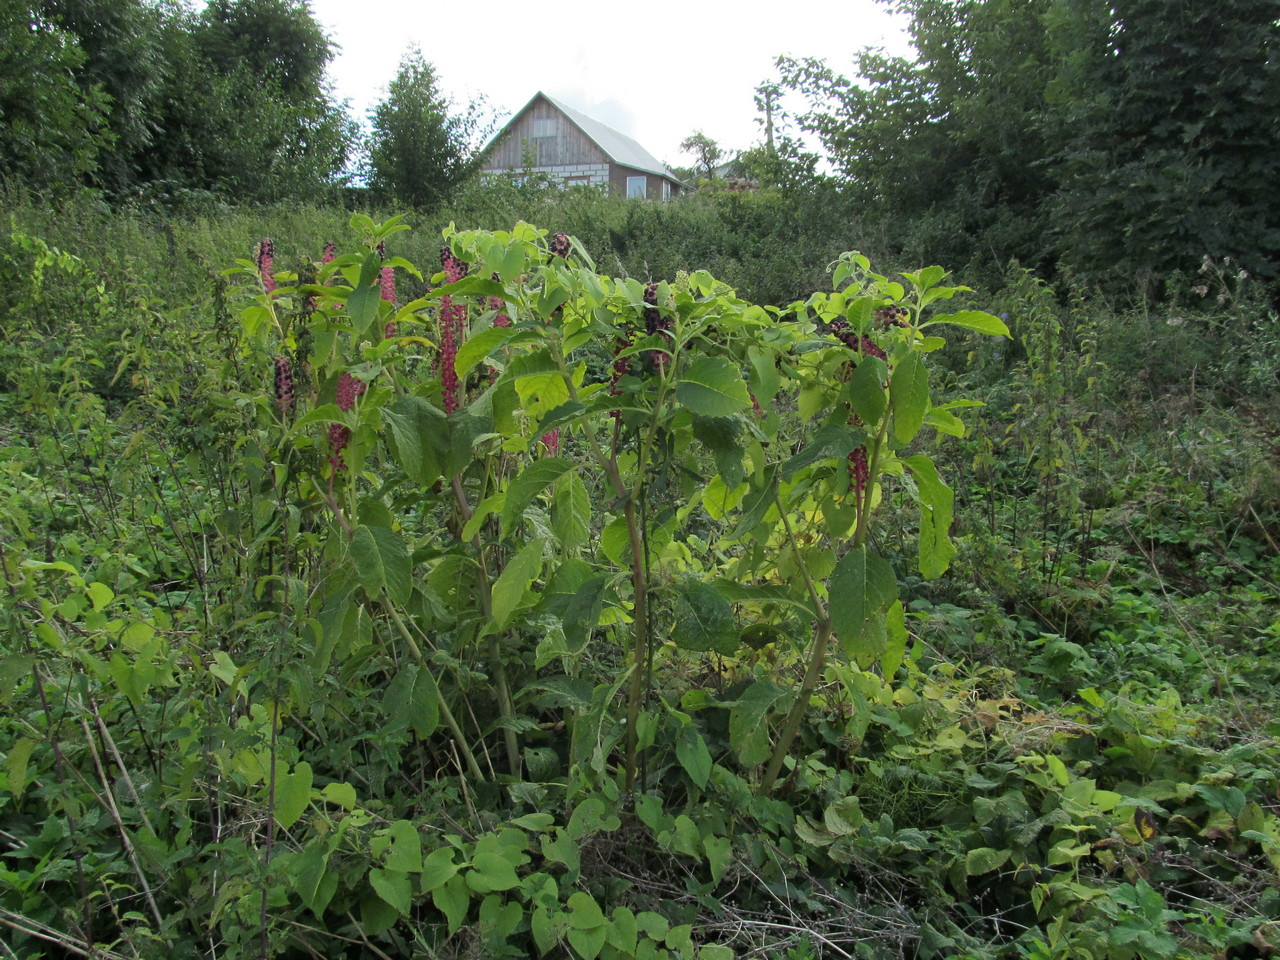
[
  {"left": 381, "top": 599, "right": 486, "bottom": 783},
  {"left": 621, "top": 499, "right": 650, "bottom": 795},
  {"left": 759, "top": 484, "right": 830, "bottom": 794},
  {"left": 759, "top": 618, "right": 832, "bottom": 793}
]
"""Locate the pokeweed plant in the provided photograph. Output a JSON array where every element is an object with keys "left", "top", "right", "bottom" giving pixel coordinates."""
[{"left": 231, "top": 218, "right": 1007, "bottom": 814}]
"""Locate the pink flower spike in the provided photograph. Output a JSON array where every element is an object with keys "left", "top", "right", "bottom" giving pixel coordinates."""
[{"left": 256, "top": 238, "right": 275, "bottom": 295}]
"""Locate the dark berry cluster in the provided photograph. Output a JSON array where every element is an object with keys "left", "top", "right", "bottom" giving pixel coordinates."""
[
  {"left": 876, "top": 305, "right": 909, "bottom": 327},
  {"left": 273, "top": 355, "right": 294, "bottom": 415}
]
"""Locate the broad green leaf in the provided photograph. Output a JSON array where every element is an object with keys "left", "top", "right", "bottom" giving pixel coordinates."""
[
  {"left": 692, "top": 415, "right": 745, "bottom": 488},
  {"left": 551, "top": 471, "right": 591, "bottom": 550},
  {"left": 748, "top": 345, "right": 781, "bottom": 403},
  {"left": 568, "top": 925, "right": 606, "bottom": 960},
  {"left": 321, "top": 782, "right": 357, "bottom": 809},
  {"left": 384, "top": 819, "right": 423, "bottom": 873},
  {"left": 350, "top": 525, "right": 412, "bottom": 604},
  {"left": 347, "top": 282, "right": 381, "bottom": 336},
  {"left": 890, "top": 351, "right": 930, "bottom": 444},
  {"left": 704, "top": 833, "right": 732, "bottom": 883},
  {"left": 675, "top": 357, "right": 752, "bottom": 418},
  {"left": 830, "top": 545, "right": 899, "bottom": 667},
  {"left": 781, "top": 423, "right": 866, "bottom": 480},
  {"left": 7, "top": 737, "right": 36, "bottom": 798},
  {"left": 292, "top": 841, "right": 331, "bottom": 914},
  {"left": 882, "top": 600, "right": 909, "bottom": 680},
  {"left": 848, "top": 356, "right": 888, "bottom": 425},
  {"left": 965, "top": 847, "right": 1010, "bottom": 876},
  {"left": 729, "top": 679, "right": 792, "bottom": 766},
  {"left": 383, "top": 394, "right": 448, "bottom": 487},
  {"left": 0, "top": 654, "right": 35, "bottom": 704},
  {"left": 566, "top": 891, "right": 606, "bottom": 929},
  {"left": 502, "top": 458, "right": 574, "bottom": 539},
  {"left": 433, "top": 873, "right": 470, "bottom": 933},
  {"left": 671, "top": 581, "right": 738, "bottom": 655},
  {"left": 489, "top": 537, "right": 545, "bottom": 633},
  {"left": 560, "top": 576, "right": 608, "bottom": 652},
  {"left": 369, "top": 867, "right": 412, "bottom": 915},
  {"left": 454, "top": 326, "right": 520, "bottom": 378},
  {"left": 420, "top": 847, "right": 459, "bottom": 892},
  {"left": 923, "top": 309, "right": 1011, "bottom": 338},
  {"left": 467, "top": 852, "right": 520, "bottom": 893},
  {"left": 273, "top": 761, "right": 312, "bottom": 829},
  {"left": 531, "top": 400, "right": 588, "bottom": 444},
  {"left": 903, "top": 455, "right": 957, "bottom": 578},
  {"left": 675, "top": 724, "right": 713, "bottom": 789}
]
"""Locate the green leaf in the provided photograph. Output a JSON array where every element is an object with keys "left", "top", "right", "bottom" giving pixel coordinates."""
[
  {"left": 273, "top": 761, "right": 312, "bottom": 830},
  {"left": 848, "top": 356, "right": 888, "bottom": 425},
  {"left": 455, "top": 326, "right": 520, "bottom": 378},
  {"left": 420, "top": 847, "right": 459, "bottom": 892},
  {"left": 321, "top": 782, "right": 357, "bottom": 809},
  {"left": 671, "top": 581, "right": 739, "bottom": 655},
  {"left": 348, "top": 282, "right": 382, "bottom": 336},
  {"left": 0, "top": 654, "right": 35, "bottom": 704},
  {"left": 384, "top": 820, "right": 423, "bottom": 873},
  {"left": 830, "top": 545, "right": 899, "bottom": 667},
  {"left": 467, "top": 852, "right": 520, "bottom": 893},
  {"left": 488, "top": 537, "right": 545, "bottom": 632},
  {"left": 7, "top": 737, "right": 36, "bottom": 798},
  {"left": 890, "top": 351, "right": 930, "bottom": 444},
  {"left": 567, "top": 925, "right": 606, "bottom": 960},
  {"left": 383, "top": 394, "right": 448, "bottom": 487},
  {"left": 725, "top": 469, "right": 778, "bottom": 542},
  {"left": 551, "top": 471, "right": 591, "bottom": 551},
  {"left": 903, "top": 455, "right": 956, "bottom": 579},
  {"left": 676, "top": 357, "right": 752, "bottom": 418},
  {"left": 965, "top": 846, "right": 1010, "bottom": 876},
  {"left": 560, "top": 576, "right": 608, "bottom": 652},
  {"left": 782, "top": 423, "right": 867, "bottom": 480},
  {"left": 433, "top": 873, "right": 471, "bottom": 933},
  {"left": 292, "top": 841, "right": 332, "bottom": 914},
  {"left": 351, "top": 525, "right": 412, "bottom": 604},
  {"left": 882, "top": 600, "right": 908, "bottom": 679},
  {"left": 729, "top": 679, "right": 792, "bottom": 766},
  {"left": 502, "top": 458, "right": 574, "bottom": 540},
  {"left": 692, "top": 415, "right": 745, "bottom": 488},
  {"left": 566, "top": 891, "right": 606, "bottom": 929},
  {"left": 924, "top": 310, "right": 1011, "bottom": 338},
  {"left": 675, "top": 725, "right": 712, "bottom": 789},
  {"left": 369, "top": 867, "right": 412, "bottom": 915}
]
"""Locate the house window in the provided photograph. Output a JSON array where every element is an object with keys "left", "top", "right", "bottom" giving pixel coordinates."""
[
  {"left": 627, "top": 176, "right": 647, "bottom": 199},
  {"left": 531, "top": 118, "right": 557, "bottom": 138},
  {"left": 662, "top": 180, "right": 671, "bottom": 201}
]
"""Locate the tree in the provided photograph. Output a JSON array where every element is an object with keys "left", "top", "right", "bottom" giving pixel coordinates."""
[
  {"left": 680, "top": 131, "right": 724, "bottom": 179},
  {"left": 34, "top": 0, "right": 170, "bottom": 195},
  {"left": 365, "top": 48, "right": 486, "bottom": 210},
  {"left": 136, "top": 0, "right": 355, "bottom": 203},
  {"left": 1050, "top": 0, "right": 1280, "bottom": 284},
  {"left": 0, "top": 3, "right": 110, "bottom": 190},
  {"left": 771, "top": 0, "right": 1280, "bottom": 287}
]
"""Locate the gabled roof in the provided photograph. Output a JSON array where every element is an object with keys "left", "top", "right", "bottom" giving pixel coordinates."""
[{"left": 485, "top": 91, "right": 679, "bottom": 182}]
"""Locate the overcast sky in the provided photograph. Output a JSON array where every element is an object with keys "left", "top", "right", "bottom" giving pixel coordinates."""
[{"left": 308, "top": 0, "right": 914, "bottom": 169}]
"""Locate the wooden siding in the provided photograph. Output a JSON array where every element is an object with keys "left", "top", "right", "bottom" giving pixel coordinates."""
[
  {"left": 484, "top": 98, "right": 608, "bottom": 170},
  {"left": 609, "top": 165, "right": 678, "bottom": 199}
]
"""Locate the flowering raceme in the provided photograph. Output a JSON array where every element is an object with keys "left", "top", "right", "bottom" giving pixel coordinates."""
[
  {"left": 379, "top": 243, "right": 397, "bottom": 338},
  {"left": 439, "top": 245, "right": 468, "bottom": 415},
  {"left": 257, "top": 238, "right": 275, "bottom": 294},
  {"left": 329, "top": 372, "right": 367, "bottom": 471}
]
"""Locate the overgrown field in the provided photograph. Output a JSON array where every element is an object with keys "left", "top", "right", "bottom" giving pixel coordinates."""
[{"left": 1, "top": 197, "right": 1278, "bottom": 960}]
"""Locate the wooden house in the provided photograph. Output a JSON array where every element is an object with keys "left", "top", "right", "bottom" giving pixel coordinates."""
[{"left": 481, "top": 92, "right": 683, "bottom": 199}]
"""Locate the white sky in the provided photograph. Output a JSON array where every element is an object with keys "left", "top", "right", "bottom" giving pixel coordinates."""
[{"left": 308, "top": 0, "right": 914, "bottom": 168}]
